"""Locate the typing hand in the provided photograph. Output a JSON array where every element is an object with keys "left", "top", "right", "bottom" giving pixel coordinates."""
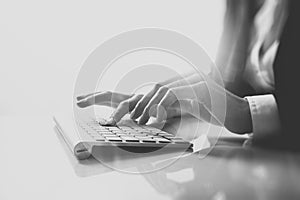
[
  {"left": 129, "top": 74, "right": 252, "bottom": 133},
  {"left": 76, "top": 91, "right": 184, "bottom": 126},
  {"left": 130, "top": 73, "right": 204, "bottom": 124},
  {"left": 76, "top": 74, "right": 252, "bottom": 133}
]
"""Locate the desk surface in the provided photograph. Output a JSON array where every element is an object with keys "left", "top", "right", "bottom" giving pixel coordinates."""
[{"left": 1, "top": 115, "right": 300, "bottom": 200}]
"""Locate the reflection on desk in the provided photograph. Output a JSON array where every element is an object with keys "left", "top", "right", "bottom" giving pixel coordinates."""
[
  {"left": 55, "top": 116, "right": 300, "bottom": 200},
  {"left": 2, "top": 116, "right": 300, "bottom": 200}
]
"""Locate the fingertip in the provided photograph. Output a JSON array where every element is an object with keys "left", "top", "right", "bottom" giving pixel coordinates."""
[
  {"left": 156, "top": 114, "right": 162, "bottom": 123},
  {"left": 130, "top": 111, "right": 137, "bottom": 119},
  {"left": 107, "top": 118, "right": 117, "bottom": 126},
  {"left": 98, "top": 118, "right": 108, "bottom": 125},
  {"left": 76, "top": 96, "right": 85, "bottom": 101},
  {"left": 99, "top": 118, "right": 117, "bottom": 126},
  {"left": 138, "top": 115, "right": 149, "bottom": 125},
  {"left": 77, "top": 99, "right": 89, "bottom": 108}
]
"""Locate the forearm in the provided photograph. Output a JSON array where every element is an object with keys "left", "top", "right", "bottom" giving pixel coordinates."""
[
  {"left": 158, "top": 71, "right": 196, "bottom": 87},
  {"left": 212, "top": 0, "right": 256, "bottom": 94}
]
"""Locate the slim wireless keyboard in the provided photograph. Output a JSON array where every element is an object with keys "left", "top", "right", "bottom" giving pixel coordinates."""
[
  {"left": 78, "top": 118, "right": 192, "bottom": 147},
  {"left": 54, "top": 115, "right": 193, "bottom": 160}
]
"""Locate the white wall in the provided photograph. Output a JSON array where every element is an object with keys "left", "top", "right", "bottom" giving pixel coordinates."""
[{"left": 0, "top": 0, "right": 224, "bottom": 116}]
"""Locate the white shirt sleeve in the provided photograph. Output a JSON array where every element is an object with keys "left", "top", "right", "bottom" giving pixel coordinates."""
[{"left": 245, "top": 94, "right": 281, "bottom": 138}]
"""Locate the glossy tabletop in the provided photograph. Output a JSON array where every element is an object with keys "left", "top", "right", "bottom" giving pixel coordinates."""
[{"left": 1, "top": 115, "right": 300, "bottom": 200}]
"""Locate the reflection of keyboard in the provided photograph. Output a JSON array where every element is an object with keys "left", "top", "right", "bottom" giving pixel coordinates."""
[{"left": 78, "top": 118, "right": 192, "bottom": 147}]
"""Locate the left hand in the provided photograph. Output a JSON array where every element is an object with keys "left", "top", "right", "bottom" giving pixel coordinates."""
[{"left": 76, "top": 91, "right": 188, "bottom": 125}]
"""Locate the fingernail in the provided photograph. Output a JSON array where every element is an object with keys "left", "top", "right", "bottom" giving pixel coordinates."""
[
  {"left": 157, "top": 109, "right": 163, "bottom": 122},
  {"left": 77, "top": 99, "right": 87, "bottom": 108},
  {"left": 156, "top": 116, "right": 162, "bottom": 123}
]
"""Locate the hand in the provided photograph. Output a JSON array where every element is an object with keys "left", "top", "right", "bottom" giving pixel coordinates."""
[
  {"left": 76, "top": 74, "right": 253, "bottom": 133},
  {"left": 150, "top": 78, "right": 253, "bottom": 133},
  {"left": 76, "top": 91, "right": 186, "bottom": 125},
  {"left": 76, "top": 72, "right": 198, "bottom": 125},
  {"left": 130, "top": 72, "right": 205, "bottom": 124}
]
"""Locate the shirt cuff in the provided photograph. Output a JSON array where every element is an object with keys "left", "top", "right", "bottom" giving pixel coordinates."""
[{"left": 245, "top": 94, "right": 281, "bottom": 138}]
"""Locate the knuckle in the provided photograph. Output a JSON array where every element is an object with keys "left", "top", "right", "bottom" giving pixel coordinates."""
[
  {"left": 153, "top": 83, "right": 163, "bottom": 90},
  {"left": 166, "top": 89, "right": 175, "bottom": 98},
  {"left": 103, "top": 91, "right": 112, "bottom": 96},
  {"left": 120, "top": 100, "right": 129, "bottom": 107},
  {"left": 157, "top": 86, "right": 168, "bottom": 95},
  {"left": 136, "top": 94, "right": 144, "bottom": 99},
  {"left": 166, "top": 88, "right": 172, "bottom": 95}
]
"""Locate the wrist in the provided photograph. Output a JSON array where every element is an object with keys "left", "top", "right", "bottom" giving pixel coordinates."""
[
  {"left": 225, "top": 96, "right": 253, "bottom": 134},
  {"left": 240, "top": 98, "right": 253, "bottom": 133}
]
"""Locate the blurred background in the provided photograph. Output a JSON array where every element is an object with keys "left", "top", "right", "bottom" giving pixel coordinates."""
[{"left": 0, "top": 0, "right": 224, "bottom": 116}]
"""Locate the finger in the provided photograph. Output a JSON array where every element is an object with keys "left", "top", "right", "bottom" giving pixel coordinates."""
[
  {"left": 108, "top": 94, "right": 143, "bottom": 124},
  {"left": 130, "top": 84, "right": 162, "bottom": 119},
  {"left": 176, "top": 99, "right": 220, "bottom": 125},
  {"left": 138, "top": 86, "right": 170, "bottom": 124},
  {"left": 77, "top": 91, "right": 132, "bottom": 108},
  {"left": 130, "top": 73, "right": 197, "bottom": 119},
  {"left": 157, "top": 82, "right": 209, "bottom": 121},
  {"left": 156, "top": 91, "right": 177, "bottom": 122},
  {"left": 76, "top": 91, "right": 103, "bottom": 101},
  {"left": 149, "top": 104, "right": 182, "bottom": 119},
  {"left": 156, "top": 84, "right": 200, "bottom": 122},
  {"left": 132, "top": 76, "right": 195, "bottom": 120}
]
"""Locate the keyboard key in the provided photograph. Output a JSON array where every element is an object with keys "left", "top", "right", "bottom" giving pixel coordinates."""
[
  {"left": 119, "top": 126, "right": 133, "bottom": 130},
  {"left": 133, "top": 133, "right": 148, "bottom": 136},
  {"left": 102, "top": 133, "right": 116, "bottom": 137},
  {"left": 96, "top": 130, "right": 112, "bottom": 134},
  {"left": 111, "top": 129, "right": 124, "bottom": 133},
  {"left": 115, "top": 133, "right": 127, "bottom": 136},
  {"left": 107, "top": 127, "right": 120, "bottom": 131},
  {"left": 141, "top": 139, "right": 157, "bottom": 143},
  {"left": 89, "top": 133, "right": 101, "bottom": 137},
  {"left": 156, "top": 138, "right": 172, "bottom": 143},
  {"left": 105, "top": 136, "right": 122, "bottom": 142},
  {"left": 93, "top": 127, "right": 107, "bottom": 131},
  {"left": 157, "top": 132, "right": 174, "bottom": 137},
  {"left": 135, "top": 137, "right": 150, "bottom": 140},
  {"left": 87, "top": 131, "right": 98, "bottom": 135},
  {"left": 120, "top": 136, "right": 140, "bottom": 142},
  {"left": 132, "top": 127, "right": 145, "bottom": 131},
  {"left": 93, "top": 136, "right": 105, "bottom": 141}
]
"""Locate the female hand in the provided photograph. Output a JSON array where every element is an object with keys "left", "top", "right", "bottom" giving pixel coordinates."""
[
  {"left": 76, "top": 91, "right": 187, "bottom": 125},
  {"left": 76, "top": 73, "right": 253, "bottom": 133},
  {"left": 152, "top": 80, "right": 253, "bottom": 133}
]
